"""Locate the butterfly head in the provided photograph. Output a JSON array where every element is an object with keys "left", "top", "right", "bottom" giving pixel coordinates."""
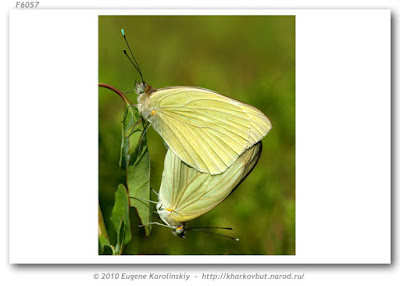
[
  {"left": 172, "top": 224, "right": 186, "bottom": 238},
  {"left": 156, "top": 201, "right": 186, "bottom": 238},
  {"left": 156, "top": 202, "right": 176, "bottom": 224},
  {"left": 135, "top": 81, "right": 147, "bottom": 95}
]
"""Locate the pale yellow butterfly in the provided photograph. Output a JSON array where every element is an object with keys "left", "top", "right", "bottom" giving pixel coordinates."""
[
  {"left": 155, "top": 142, "right": 262, "bottom": 238},
  {"left": 122, "top": 29, "right": 271, "bottom": 175}
]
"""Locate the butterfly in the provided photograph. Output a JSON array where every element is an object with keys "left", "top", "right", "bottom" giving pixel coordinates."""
[
  {"left": 155, "top": 142, "right": 262, "bottom": 238},
  {"left": 121, "top": 29, "right": 272, "bottom": 175}
]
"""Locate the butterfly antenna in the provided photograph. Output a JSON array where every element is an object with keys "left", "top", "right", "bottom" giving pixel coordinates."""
[
  {"left": 123, "top": 49, "right": 143, "bottom": 82},
  {"left": 186, "top": 228, "right": 239, "bottom": 241},
  {"left": 121, "top": 29, "right": 144, "bottom": 83}
]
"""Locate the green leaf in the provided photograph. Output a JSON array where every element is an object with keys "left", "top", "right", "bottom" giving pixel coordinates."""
[
  {"left": 119, "top": 106, "right": 142, "bottom": 171},
  {"left": 99, "top": 234, "right": 113, "bottom": 255},
  {"left": 110, "top": 184, "right": 132, "bottom": 246},
  {"left": 119, "top": 105, "right": 152, "bottom": 237},
  {"left": 102, "top": 244, "right": 114, "bottom": 255},
  {"left": 99, "top": 234, "right": 110, "bottom": 248},
  {"left": 98, "top": 205, "right": 112, "bottom": 255},
  {"left": 99, "top": 241, "right": 114, "bottom": 255},
  {"left": 127, "top": 144, "right": 152, "bottom": 236},
  {"left": 98, "top": 205, "right": 109, "bottom": 239},
  {"left": 113, "top": 219, "right": 126, "bottom": 255}
]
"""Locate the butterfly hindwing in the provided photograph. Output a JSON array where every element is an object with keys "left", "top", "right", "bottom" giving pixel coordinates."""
[{"left": 158, "top": 142, "right": 262, "bottom": 223}]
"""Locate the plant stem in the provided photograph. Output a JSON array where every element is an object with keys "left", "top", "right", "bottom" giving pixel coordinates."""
[{"left": 98, "top": 83, "right": 133, "bottom": 105}]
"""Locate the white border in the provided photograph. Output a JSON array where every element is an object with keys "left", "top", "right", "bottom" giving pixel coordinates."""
[{"left": 9, "top": 9, "right": 390, "bottom": 264}]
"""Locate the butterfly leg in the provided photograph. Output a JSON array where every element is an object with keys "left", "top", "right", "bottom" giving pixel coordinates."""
[
  {"left": 128, "top": 121, "right": 152, "bottom": 152},
  {"left": 124, "top": 117, "right": 143, "bottom": 137},
  {"left": 138, "top": 222, "right": 172, "bottom": 229},
  {"left": 151, "top": 188, "right": 159, "bottom": 196},
  {"left": 142, "top": 121, "right": 152, "bottom": 135},
  {"left": 129, "top": 196, "right": 158, "bottom": 205}
]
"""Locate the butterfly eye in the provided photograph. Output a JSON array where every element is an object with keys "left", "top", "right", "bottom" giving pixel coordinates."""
[{"left": 135, "top": 82, "right": 147, "bottom": 95}]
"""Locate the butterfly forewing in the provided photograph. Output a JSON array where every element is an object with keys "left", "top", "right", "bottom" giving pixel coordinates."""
[{"left": 146, "top": 87, "right": 271, "bottom": 174}]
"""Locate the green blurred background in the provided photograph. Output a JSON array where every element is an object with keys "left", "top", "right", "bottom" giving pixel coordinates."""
[{"left": 99, "top": 16, "right": 295, "bottom": 255}]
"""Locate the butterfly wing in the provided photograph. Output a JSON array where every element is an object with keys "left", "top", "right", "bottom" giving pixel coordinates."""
[
  {"left": 159, "top": 142, "right": 262, "bottom": 223},
  {"left": 240, "top": 141, "right": 263, "bottom": 183},
  {"left": 146, "top": 87, "right": 271, "bottom": 175}
]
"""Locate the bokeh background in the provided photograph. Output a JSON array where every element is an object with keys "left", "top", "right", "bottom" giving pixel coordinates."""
[{"left": 99, "top": 16, "right": 295, "bottom": 255}]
